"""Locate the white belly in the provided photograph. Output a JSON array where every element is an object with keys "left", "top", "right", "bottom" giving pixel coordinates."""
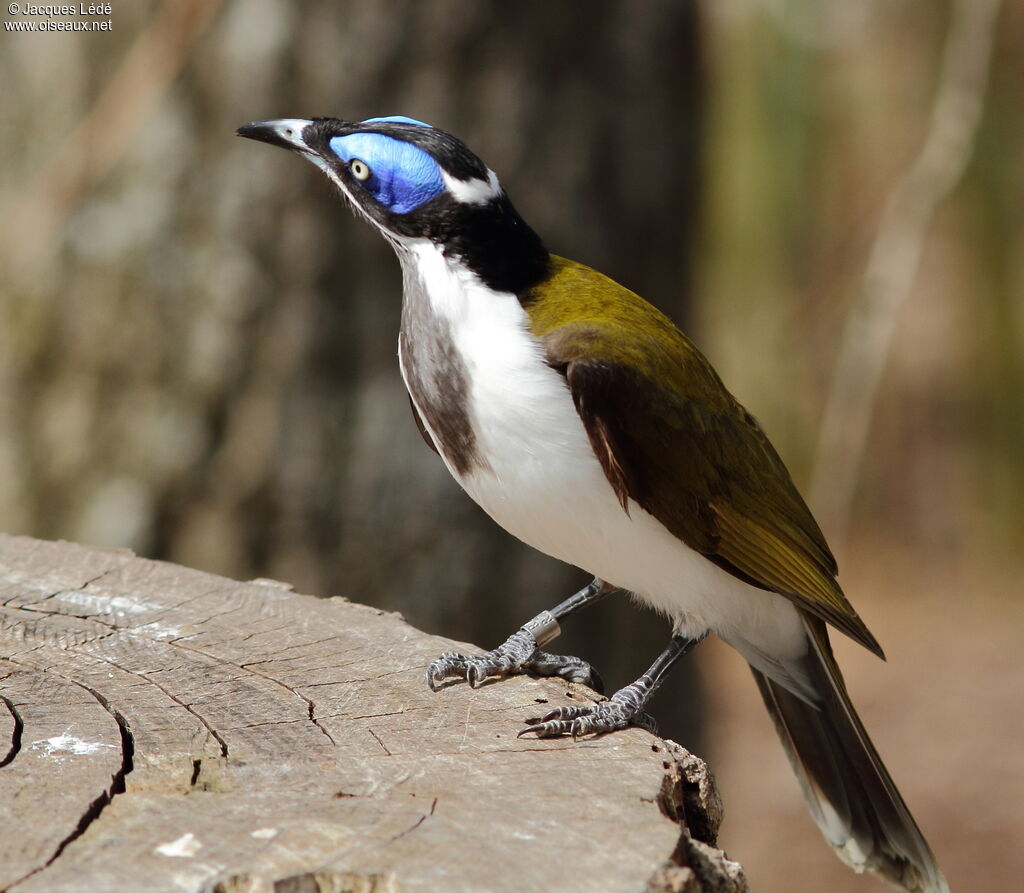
[
  {"left": 459, "top": 330, "right": 804, "bottom": 658},
  {"left": 397, "top": 241, "right": 809, "bottom": 679}
]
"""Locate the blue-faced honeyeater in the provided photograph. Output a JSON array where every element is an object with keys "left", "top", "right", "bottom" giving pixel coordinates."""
[{"left": 237, "top": 115, "right": 947, "bottom": 893}]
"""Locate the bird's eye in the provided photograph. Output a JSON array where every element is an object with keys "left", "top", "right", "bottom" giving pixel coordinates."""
[{"left": 350, "top": 159, "right": 371, "bottom": 181}]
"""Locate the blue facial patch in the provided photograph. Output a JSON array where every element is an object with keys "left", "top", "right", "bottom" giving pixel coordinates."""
[{"left": 329, "top": 132, "right": 444, "bottom": 214}]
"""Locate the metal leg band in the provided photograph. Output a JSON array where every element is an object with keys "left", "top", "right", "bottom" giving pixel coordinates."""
[{"left": 521, "top": 610, "right": 560, "bottom": 648}]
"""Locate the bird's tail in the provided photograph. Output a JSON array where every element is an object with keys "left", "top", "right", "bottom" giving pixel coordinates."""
[{"left": 751, "top": 615, "right": 948, "bottom": 893}]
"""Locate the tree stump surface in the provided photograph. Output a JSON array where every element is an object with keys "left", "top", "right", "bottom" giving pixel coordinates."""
[{"left": 0, "top": 535, "right": 748, "bottom": 893}]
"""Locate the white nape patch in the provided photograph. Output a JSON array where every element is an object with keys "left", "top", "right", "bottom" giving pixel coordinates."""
[
  {"left": 155, "top": 833, "right": 203, "bottom": 858},
  {"left": 31, "top": 732, "right": 116, "bottom": 757},
  {"left": 398, "top": 241, "right": 811, "bottom": 691},
  {"left": 442, "top": 168, "right": 501, "bottom": 204},
  {"left": 250, "top": 827, "right": 279, "bottom": 840}
]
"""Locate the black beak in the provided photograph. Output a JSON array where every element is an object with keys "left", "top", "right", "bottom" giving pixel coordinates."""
[{"left": 236, "top": 118, "right": 314, "bottom": 152}]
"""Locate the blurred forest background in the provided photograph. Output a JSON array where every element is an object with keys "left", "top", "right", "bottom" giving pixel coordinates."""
[{"left": 1, "top": 1, "right": 1021, "bottom": 892}]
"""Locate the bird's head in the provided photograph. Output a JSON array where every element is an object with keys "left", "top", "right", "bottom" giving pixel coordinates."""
[{"left": 237, "top": 115, "right": 548, "bottom": 293}]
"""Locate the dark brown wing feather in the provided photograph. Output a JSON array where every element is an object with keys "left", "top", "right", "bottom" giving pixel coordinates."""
[
  {"left": 563, "top": 355, "right": 881, "bottom": 656},
  {"left": 522, "top": 256, "right": 881, "bottom": 656}
]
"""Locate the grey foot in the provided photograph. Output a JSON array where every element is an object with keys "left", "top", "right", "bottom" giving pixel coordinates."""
[
  {"left": 426, "top": 628, "right": 603, "bottom": 692},
  {"left": 519, "top": 686, "right": 657, "bottom": 738}
]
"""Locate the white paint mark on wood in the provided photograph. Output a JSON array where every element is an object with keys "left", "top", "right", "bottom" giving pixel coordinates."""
[
  {"left": 155, "top": 833, "right": 203, "bottom": 857},
  {"left": 59, "top": 590, "right": 164, "bottom": 615},
  {"left": 135, "top": 621, "right": 183, "bottom": 639},
  {"left": 30, "top": 732, "right": 116, "bottom": 757}
]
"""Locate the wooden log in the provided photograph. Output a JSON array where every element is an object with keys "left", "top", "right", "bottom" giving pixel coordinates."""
[{"left": 0, "top": 535, "right": 747, "bottom": 893}]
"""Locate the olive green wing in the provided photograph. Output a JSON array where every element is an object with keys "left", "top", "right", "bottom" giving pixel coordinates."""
[{"left": 546, "top": 329, "right": 883, "bottom": 659}]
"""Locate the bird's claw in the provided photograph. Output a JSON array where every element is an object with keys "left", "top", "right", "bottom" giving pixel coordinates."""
[
  {"left": 426, "top": 644, "right": 530, "bottom": 691},
  {"left": 425, "top": 631, "right": 602, "bottom": 692},
  {"left": 518, "top": 701, "right": 657, "bottom": 739},
  {"left": 425, "top": 651, "right": 490, "bottom": 691}
]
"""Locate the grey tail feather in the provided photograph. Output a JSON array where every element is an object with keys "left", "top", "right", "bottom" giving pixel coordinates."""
[{"left": 751, "top": 614, "right": 948, "bottom": 893}]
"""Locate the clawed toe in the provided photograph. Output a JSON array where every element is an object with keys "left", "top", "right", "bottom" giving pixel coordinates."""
[
  {"left": 519, "top": 705, "right": 590, "bottom": 739},
  {"left": 524, "top": 653, "right": 603, "bottom": 692},
  {"left": 425, "top": 651, "right": 471, "bottom": 691},
  {"left": 425, "top": 630, "right": 603, "bottom": 693},
  {"left": 426, "top": 649, "right": 521, "bottom": 691},
  {"left": 465, "top": 656, "right": 507, "bottom": 688},
  {"left": 518, "top": 701, "right": 658, "bottom": 739}
]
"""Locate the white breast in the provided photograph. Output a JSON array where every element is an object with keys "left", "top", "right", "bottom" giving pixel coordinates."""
[{"left": 397, "top": 241, "right": 809, "bottom": 680}]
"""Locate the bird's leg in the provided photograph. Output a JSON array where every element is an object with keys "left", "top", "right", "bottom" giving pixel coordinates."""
[
  {"left": 519, "top": 632, "right": 706, "bottom": 738},
  {"left": 425, "top": 578, "right": 615, "bottom": 692}
]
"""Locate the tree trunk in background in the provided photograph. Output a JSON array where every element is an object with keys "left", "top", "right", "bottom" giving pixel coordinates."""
[{"left": 0, "top": 0, "right": 703, "bottom": 743}]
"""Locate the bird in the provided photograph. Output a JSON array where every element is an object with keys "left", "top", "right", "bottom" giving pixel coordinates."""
[{"left": 237, "top": 115, "right": 947, "bottom": 893}]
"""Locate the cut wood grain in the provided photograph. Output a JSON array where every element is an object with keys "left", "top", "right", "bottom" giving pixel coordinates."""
[{"left": 0, "top": 535, "right": 747, "bottom": 893}]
